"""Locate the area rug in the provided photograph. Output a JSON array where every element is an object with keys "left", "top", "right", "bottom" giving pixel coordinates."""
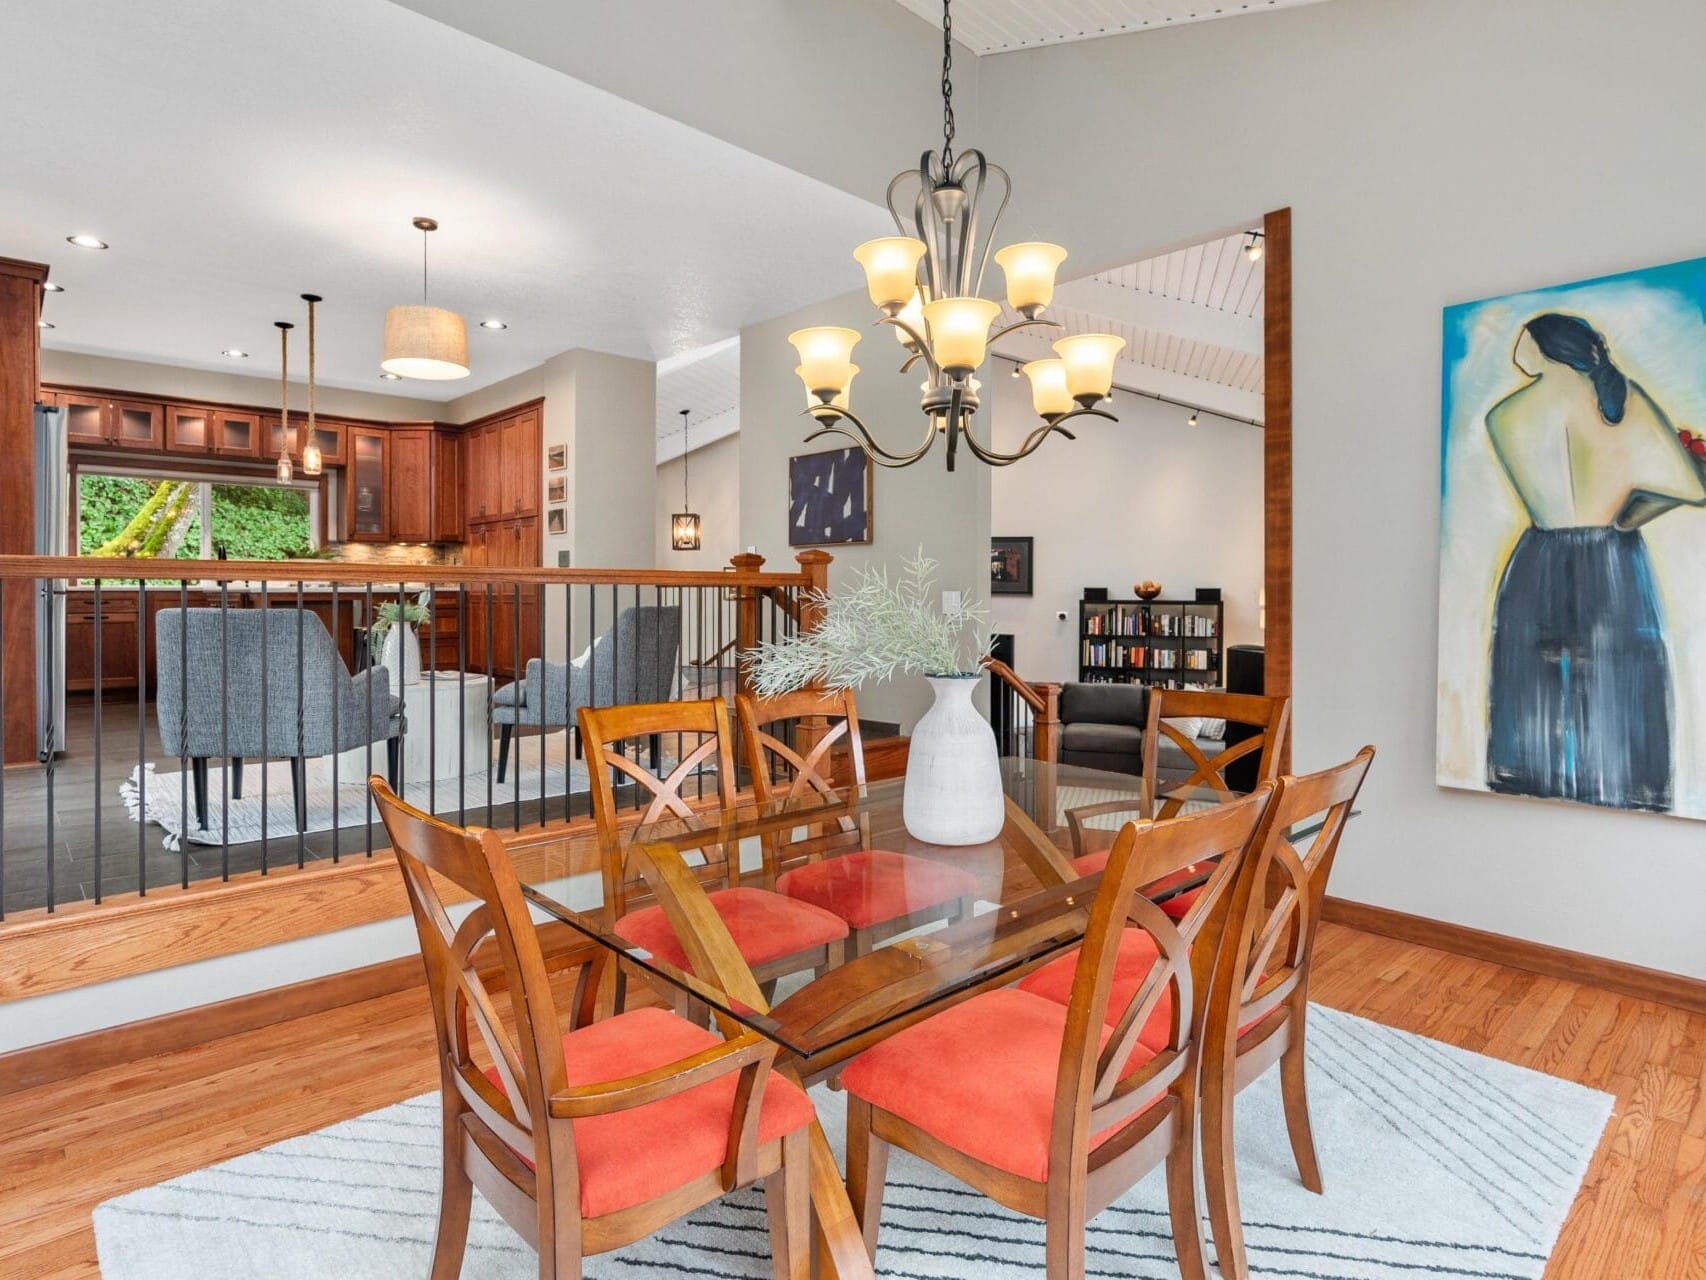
[
  {"left": 92, "top": 1005, "right": 1611, "bottom": 1279},
  {"left": 120, "top": 731, "right": 591, "bottom": 849}
]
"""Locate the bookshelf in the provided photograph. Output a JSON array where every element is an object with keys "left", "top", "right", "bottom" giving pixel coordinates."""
[{"left": 1079, "top": 595, "right": 1224, "bottom": 688}]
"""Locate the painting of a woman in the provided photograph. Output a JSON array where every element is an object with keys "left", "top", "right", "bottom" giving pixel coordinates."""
[
  {"left": 1483, "top": 313, "right": 1706, "bottom": 810},
  {"left": 1438, "top": 256, "right": 1706, "bottom": 821}
]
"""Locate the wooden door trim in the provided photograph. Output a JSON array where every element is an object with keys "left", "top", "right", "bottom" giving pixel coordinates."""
[{"left": 1263, "top": 207, "right": 1292, "bottom": 770}]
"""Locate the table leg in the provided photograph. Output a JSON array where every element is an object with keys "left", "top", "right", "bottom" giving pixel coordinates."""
[{"left": 802, "top": 1109, "right": 875, "bottom": 1280}]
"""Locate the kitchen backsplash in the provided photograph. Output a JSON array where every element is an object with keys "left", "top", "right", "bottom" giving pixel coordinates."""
[{"left": 318, "top": 542, "right": 465, "bottom": 567}]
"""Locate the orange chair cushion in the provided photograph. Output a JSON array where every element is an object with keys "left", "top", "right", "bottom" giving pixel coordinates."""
[
  {"left": 839, "top": 987, "right": 1162, "bottom": 1182},
  {"left": 1017, "top": 929, "right": 1270, "bottom": 1048},
  {"left": 1069, "top": 853, "right": 1203, "bottom": 921},
  {"left": 615, "top": 886, "right": 848, "bottom": 971},
  {"left": 482, "top": 1006, "right": 815, "bottom": 1218},
  {"left": 777, "top": 850, "right": 980, "bottom": 930}
]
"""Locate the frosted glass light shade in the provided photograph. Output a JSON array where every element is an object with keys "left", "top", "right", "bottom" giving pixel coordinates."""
[
  {"left": 301, "top": 438, "right": 323, "bottom": 476},
  {"left": 382, "top": 304, "right": 470, "bottom": 380},
  {"left": 1020, "top": 359, "right": 1073, "bottom": 419},
  {"left": 788, "top": 326, "right": 861, "bottom": 398},
  {"left": 995, "top": 242, "right": 1067, "bottom": 313},
  {"left": 853, "top": 237, "right": 927, "bottom": 312},
  {"left": 802, "top": 364, "right": 858, "bottom": 415},
  {"left": 1053, "top": 332, "right": 1125, "bottom": 402},
  {"left": 923, "top": 297, "right": 1000, "bottom": 373},
  {"left": 894, "top": 289, "right": 925, "bottom": 347}
]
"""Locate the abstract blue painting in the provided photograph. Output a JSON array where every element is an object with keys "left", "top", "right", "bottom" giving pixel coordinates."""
[
  {"left": 788, "top": 446, "right": 872, "bottom": 546},
  {"left": 1438, "top": 254, "right": 1706, "bottom": 819}
]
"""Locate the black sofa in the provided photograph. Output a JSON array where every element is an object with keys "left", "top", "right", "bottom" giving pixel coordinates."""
[{"left": 1058, "top": 681, "right": 1228, "bottom": 782}]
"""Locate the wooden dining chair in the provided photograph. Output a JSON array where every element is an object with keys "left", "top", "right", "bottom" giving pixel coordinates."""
[
  {"left": 736, "top": 687, "right": 981, "bottom": 957},
  {"left": 1066, "top": 690, "right": 1291, "bottom": 916},
  {"left": 370, "top": 778, "right": 816, "bottom": 1280},
  {"left": 841, "top": 784, "right": 1280, "bottom": 1280},
  {"left": 1196, "top": 746, "right": 1374, "bottom": 1280},
  {"left": 577, "top": 698, "right": 849, "bottom": 996}
]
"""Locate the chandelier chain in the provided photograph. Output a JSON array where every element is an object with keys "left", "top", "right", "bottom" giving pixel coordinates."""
[{"left": 940, "top": 0, "right": 955, "bottom": 166}]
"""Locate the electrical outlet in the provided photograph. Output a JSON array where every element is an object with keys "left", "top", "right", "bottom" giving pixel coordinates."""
[{"left": 942, "top": 589, "right": 963, "bottom": 614}]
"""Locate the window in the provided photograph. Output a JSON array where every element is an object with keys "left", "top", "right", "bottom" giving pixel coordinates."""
[{"left": 79, "top": 472, "right": 319, "bottom": 564}]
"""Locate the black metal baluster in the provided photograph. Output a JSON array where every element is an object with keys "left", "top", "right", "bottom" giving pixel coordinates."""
[
  {"left": 511, "top": 580, "right": 521, "bottom": 832},
  {"left": 0, "top": 580, "right": 5, "bottom": 920},
  {"left": 536, "top": 577, "right": 546, "bottom": 830},
  {"left": 136, "top": 580, "right": 146, "bottom": 895},
  {"left": 43, "top": 578, "right": 58, "bottom": 912},
  {"left": 329, "top": 583, "right": 340, "bottom": 862},
  {"left": 364, "top": 581, "right": 374, "bottom": 858},
  {"left": 396, "top": 580, "right": 408, "bottom": 805},
  {"left": 457, "top": 584, "right": 467, "bottom": 826},
  {"left": 295, "top": 581, "right": 306, "bottom": 868},
  {"left": 484, "top": 581, "right": 494, "bottom": 826},
  {"left": 218, "top": 581, "right": 230, "bottom": 880},
  {"left": 92, "top": 580, "right": 103, "bottom": 904},
  {"left": 259, "top": 580, "right": 269, "bottom": 874},
  {"left": 177, "top": 579, "right": 189, "bottom": 889},
  {"left": 428, "top": 583, "right": 437, "bottom": 818},
  {"left": 561, "top": 580, "right": 572, "bottom": 824}
]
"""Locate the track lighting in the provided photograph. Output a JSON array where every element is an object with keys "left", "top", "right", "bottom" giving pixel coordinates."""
[{"left": 1243, "top": 231, "right": 1265, "bottom": 262}]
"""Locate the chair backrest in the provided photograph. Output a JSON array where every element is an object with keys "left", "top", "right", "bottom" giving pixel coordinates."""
[
  {"left": 1206, "top": 746, "right": 1373, "bottom": 1055},
  {"left": 370, "top": 777, "right": 588, "bottom": 1199},
  {"left": 585, "top": 605, "right": 684, "bottom": 707},
  {"left": 1050, "top": 784, "right": 1278, "bottom": 1179},
  {"left": 1144, "top": 689, "right": 1290, "bottom": 819},
  {"left": 736, "top": 687, "right": 869, "bottom": 872},
  {"left": 577, "top": 698, "right": 741, "bottom": 920},
  {"left": 155, "top": 606, "right": 349, "bottom": 757}
]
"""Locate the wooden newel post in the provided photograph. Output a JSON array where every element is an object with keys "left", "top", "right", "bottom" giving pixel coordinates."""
[
  {"left": 792, "top": 550, "right": 834, "bottom": 756},
  {"left": 1032, "top": 681, "right": 1062, "bottom": 765},
  {"left": 730, "top": 552, "right": 765, "bottom": 706}
]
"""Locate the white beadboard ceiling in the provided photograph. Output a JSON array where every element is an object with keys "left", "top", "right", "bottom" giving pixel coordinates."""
[
  {"left": 657, "top": 339, "right": 740, "bottom": 463},
  {"left": 890, "top": 0, "right": 1332, "bottom": 54},
  {"left": 993, "top": 229, "right": 1265, "bottom": 423}
]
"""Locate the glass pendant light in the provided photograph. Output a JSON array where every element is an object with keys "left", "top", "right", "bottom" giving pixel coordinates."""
[
  {"left": 300, "top": 293, "right": 323, "bottom": 476},
  {"left": 275, "top": 320, "right": 294, "bottom": 483},
  {"left": 671, "top": 408, "right": 702, "bottom": 551},
  {"left": 381, "top": 217, "right": 469, "bottom": 380}
]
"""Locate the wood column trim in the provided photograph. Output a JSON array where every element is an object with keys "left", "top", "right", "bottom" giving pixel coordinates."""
[
  {"left": 1322, "top": 895, "right": 1706, "bottom": 1017},
  {"left": 0, "top": 257, "right": 47, "bottom": 767},
  {"left": 1262, "top": 208, "right": 1293, "bottom": 771}
]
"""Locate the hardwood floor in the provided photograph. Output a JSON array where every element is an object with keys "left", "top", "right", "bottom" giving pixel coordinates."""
[{"left": 1, "top": 923, "right": 1702, "bottom": 1278}]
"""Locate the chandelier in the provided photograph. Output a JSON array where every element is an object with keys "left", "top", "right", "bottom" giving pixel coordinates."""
[{"left": 788, "top": 0, "right": 1123, "bottom": 470}]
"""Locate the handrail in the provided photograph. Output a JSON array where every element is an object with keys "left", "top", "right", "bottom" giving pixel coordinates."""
[
  {"left": 0, "top": 554, "right": 814, "bottom": 590},
  {"left": 982, "top": 656, "right": 1047, "bottom": 713},
  {"left": 983, "top": 656, "right": 1062, "bottom": 764},
  {"left": 691, "top": 637, "right": 740, "bottom": 668}
]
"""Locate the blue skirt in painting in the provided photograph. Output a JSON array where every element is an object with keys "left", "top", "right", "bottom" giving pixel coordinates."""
[{"left": 1486, "top": 526, "right": 1671, "bottom": 811}]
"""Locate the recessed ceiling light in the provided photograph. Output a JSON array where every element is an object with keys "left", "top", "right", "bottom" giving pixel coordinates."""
[
  {"left": 38, "top": 320, "right": 55, "bottom": 329},
  {"left": 379, "top": 370, "right": 401, "bottom": 380},
  {"left": 42, "top": 281, "right": 63, "bottom": 293},
  {"left": 479, "top": 318, "right": 508, "bottom": 330},
  {"left": 222, "top": 348, "right": 249, "bottom": 359},
  {"left": 66, "top": 234, "right": 108, "bottom": 250}
]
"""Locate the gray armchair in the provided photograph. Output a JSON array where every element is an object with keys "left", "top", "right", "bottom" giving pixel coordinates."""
[
  {"left": 491, "top": 605, "right": 681, "bottom": 782},
  {"left": 156, "top": 608, "right": 405, "bottom": 832}
]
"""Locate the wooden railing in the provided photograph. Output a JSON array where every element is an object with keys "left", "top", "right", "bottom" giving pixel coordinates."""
[{"left": 983, "top": 656, "right": 1061, "bottom": 764}]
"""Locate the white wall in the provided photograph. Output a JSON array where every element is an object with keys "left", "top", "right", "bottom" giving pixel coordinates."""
[
  {"left": 564, "top": 349, "right": 656, "bottom": 570},
  {"left": 988, "top": 368, "right": 1263, "bottom": 682},
  {"left": 657, "top": 433, "right": 740, "bottom": 569},
  {"left": 740, "top": 289, "right": 992, "bottom": 731},
  {"left": 983, "top": 0, "right": 1706, "bottom": 978}
]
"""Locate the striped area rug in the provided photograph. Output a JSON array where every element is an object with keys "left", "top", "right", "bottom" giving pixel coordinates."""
[{"left": 93, "top": 1005, "right": 1611, "bottom": 1279}]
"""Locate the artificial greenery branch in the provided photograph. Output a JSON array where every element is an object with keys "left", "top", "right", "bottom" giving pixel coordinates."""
[
  {"left": 370, "top": 591, "right": 430, "bottom": 644},
  {"left": 744, "top": 550, "right": 992, "bottom": 695}
]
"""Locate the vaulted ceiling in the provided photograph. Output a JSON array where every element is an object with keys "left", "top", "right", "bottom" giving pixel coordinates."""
[{"left": 888, "top": 0, "right": 1331, "bottom": 54}]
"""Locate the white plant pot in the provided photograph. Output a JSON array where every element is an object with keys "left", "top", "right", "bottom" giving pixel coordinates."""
[
  {"left": 903, "top": 674, "right": 1004, "bottom": 846},
  {"left": 380, "top": 623, "right": 422, "bottom": 688}
]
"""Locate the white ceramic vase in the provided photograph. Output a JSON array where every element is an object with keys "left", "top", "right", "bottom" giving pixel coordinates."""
[
  {"left": 903, "top": 674, "right": 1004, "bottom": 846},
  {"left": 380, "top": 623, "right": 422, "bottom": 688}
]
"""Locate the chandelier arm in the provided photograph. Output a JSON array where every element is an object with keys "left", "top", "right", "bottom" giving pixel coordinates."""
[
  {"left": 989, "top": 316, "right": 1064, "bottom": 346},
  {"left": 886, "top": 167, "right": 922, "bottom": 238},
  {"left": 879, "top": 316, "right": 941, "bottom": 379},
  {"left": 971, "top": 159, "right": 1012, "bottom": 298},
  {"left": 800, "top": 407, "right": 940, "bottom": 469},
  {"left": 899, "top": 351, "right": 923, "bottom": 375},
  {"left": 960, "top": 418, "right": 1066, "bottom": 467},
  {"left": 1050, "top": 406, "right": 1119, "bottom": 430},
  {"left": 944, "top": 384, "right": 963, "bottom": 471},
  {"left": 952, "top": 151, "right": 984, "bottom": 296},
  {"left": 914, "top": 166, "right": 944, "bottom": 299}
]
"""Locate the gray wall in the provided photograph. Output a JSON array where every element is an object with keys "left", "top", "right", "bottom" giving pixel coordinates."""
[
  {"left": 988, "top": 369, "right": 1264, "bottom": 681},
  {"left": 983, "top": 0, "right": 1706, "bottom": 978},
  {"left": 740, "top": 289, "right": 992, "bottom": 730},
  {"left": 657, "top": 432, "right": 741, "bottom": 569}
]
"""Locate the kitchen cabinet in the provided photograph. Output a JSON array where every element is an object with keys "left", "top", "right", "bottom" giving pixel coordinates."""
[
  {"left": 263, "top": 416, "right": 346, "bottom": 468},
  {"left": 63, "top": 593, "right": 142, "bottom": 693},
  {"left": 387, "top": 425, "right": 463, "bottom": 544},
  {"left": 464, "top": 403, "right": 541, "bottom": 525},
  {"left": 60, "top": 392, "right": 164, "bottom": 451},
  {"left": 166, "top": 405, "right": 260, "bottom": 458},
  {"left": 345, "top": 427, "right": 388, "bottom": 542},
  {"left": 462, "top": 516, "right": 539, "bottom": 676},
  {"left": 431, "top": 428, "right": 462, "bottom": 543}
]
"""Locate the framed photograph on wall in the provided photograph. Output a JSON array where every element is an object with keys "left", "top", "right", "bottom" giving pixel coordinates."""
[
  {"left": 788, "top": 446, "right": 873, "bottom": 546},
  {"left": 546, "top": 443, "right": 567, "bottom": 472},
  {"left": 546, "top": 506, "right": 566, "bottom": 535},
  {"left": 547, "top": 475, "right": 566, "bottom": 504},
  {"left": 990, "top": 536, "right": 1033, "bottom": 596}
]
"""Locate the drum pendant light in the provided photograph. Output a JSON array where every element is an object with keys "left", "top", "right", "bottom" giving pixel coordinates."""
[{"left": 381, "top": 217, "right": 469, "bottom": 380}]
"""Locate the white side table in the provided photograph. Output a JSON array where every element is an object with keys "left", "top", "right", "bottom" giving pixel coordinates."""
[{"left": 339, "top": 671, "right": 493, "bottom": 783}]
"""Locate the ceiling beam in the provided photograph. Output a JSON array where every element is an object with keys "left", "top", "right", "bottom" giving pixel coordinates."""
[{"left": 1051, "top": 277, "right": 1261, "bottom": 355}]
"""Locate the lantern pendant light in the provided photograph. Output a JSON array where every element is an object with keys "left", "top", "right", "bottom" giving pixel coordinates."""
[
  {"left": 789, "top": 0, "right": 1122, "bottom": 471},
  {"left": 671, "top": 409, "right": 702, "bottom": 551},
  {"left": 381, "top": 217, "right": 470, "bottom": 381},
  {"left": 301, "top": 293, "right": 324, "bottom": 476},
  {"left": 274, "top": 320, "right": 294, "bottom": 484}
]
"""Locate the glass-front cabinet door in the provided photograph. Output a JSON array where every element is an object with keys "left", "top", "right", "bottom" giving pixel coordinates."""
[
  {"left": 346, "top": 427, "right": 387, "bottom": 541},
  {"left": 60, "top": 393, "right": 110, "bottom": 445},
  {"left": 111, "top": 399, "right": 165, "bottom": 450},
  {"left": 165, "top": 404, "right": 212, "bottom": 454},
  {"left": 210, "top": 410, "right": 259, "bottom": 457}
]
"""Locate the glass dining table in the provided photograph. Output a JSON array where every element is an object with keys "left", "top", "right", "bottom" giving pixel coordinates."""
[{"left": 513, "top": 757, "right": 1232, "bottom": 1280}]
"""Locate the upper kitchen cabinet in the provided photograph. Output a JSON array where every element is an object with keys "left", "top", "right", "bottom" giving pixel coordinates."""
[
  {"left": 345, "top": 426, "right": 388, "bottom": 542},
  {"left": 464, "top": 401, "right": 542, "bottom": 525},
  {"left": 353, "top": 423, "right": 463, "bottom": 544},
  {"left": 59, "top": 392, "right": 164, "bottom": 451},
  {"left": 263, "top": 415, "right": 345, "bottom": 467},
  {"left": 166, "top": 404, "right": 259, "bottom": 458}
]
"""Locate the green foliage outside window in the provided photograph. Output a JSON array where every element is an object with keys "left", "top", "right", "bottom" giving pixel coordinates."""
[{"left": 79, "top": 474, "right": 312, "bottom": 563}]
